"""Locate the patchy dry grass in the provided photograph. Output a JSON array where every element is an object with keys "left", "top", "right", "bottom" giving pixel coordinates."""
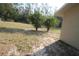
[
  {"left": 0, "top": 21, "right": 33, "bottom": 29},
  {"left": 0, "top": 21, "right": 61, "bottom": 55},
  {"left": 0, "top": 32, "right": 39, "bottom": 53},
  {"left": 0, "top": 21, "right": 43, "bottom": 55}
]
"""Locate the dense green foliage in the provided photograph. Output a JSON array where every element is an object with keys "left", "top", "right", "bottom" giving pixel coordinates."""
[
  {"left": 0, "top": 3, "right": 31, "bottom": 23},
  {"left": 44, "top": 16, "right": 59, "bottom": 31},
  {"left": 0, "top": 3, "right": 15, "bottom": 21},
  {"left": 30, "top": 11, "right": 44, "bottom": 31}
]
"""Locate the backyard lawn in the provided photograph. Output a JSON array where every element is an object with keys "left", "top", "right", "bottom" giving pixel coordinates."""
[{"left": 0, "top": 21, "right": 61, "bottom": 56}]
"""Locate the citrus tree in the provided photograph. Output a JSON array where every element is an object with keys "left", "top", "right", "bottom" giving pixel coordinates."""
[
  {"left": 30, "top": 10, "right": 44, "bottom": 31},
  {"left": 44, "top": 16, "right": 59, "bottom": 32}
]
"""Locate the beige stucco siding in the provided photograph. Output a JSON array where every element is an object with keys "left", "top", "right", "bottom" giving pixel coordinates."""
[{"left": 60, "top": 4, "right": 79, "bottom": 49}]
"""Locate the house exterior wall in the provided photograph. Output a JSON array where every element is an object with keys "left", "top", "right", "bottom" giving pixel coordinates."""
[{"left": 60, "top": 4, "right": 79, "bottom": 49}]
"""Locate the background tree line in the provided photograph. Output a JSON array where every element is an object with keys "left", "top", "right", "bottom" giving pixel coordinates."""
[{"left": 0, "top": 3, "right": 62, "bottom": 32}]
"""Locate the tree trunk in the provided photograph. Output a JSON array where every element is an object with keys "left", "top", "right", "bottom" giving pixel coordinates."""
[
  {"left": 47, "top": 27, "right": 50, "bottom": 32},
  {"left": 36, "top": 27, "right": 38, "bottom": 31},
  {"left": 4, "top": 17, "right": 7, "bottom": 21}
]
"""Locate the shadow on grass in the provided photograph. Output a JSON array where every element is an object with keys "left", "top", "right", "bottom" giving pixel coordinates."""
[
  {"left": 0, "top": 27, "right": 47, "bottom": 36},
  {"left": 32, "top": 40, "right": 79, "bottom": 56}
]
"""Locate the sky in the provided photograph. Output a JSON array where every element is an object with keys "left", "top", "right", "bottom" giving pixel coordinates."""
[
  {"left": 48, "top": 3, "right": 65, "bottom": 10},
  {"left": 47, "top": 3, "right": 65, "bottom": 15},
  {"left": 34, "top": 3, "right": 65, "bottom": 15}
]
